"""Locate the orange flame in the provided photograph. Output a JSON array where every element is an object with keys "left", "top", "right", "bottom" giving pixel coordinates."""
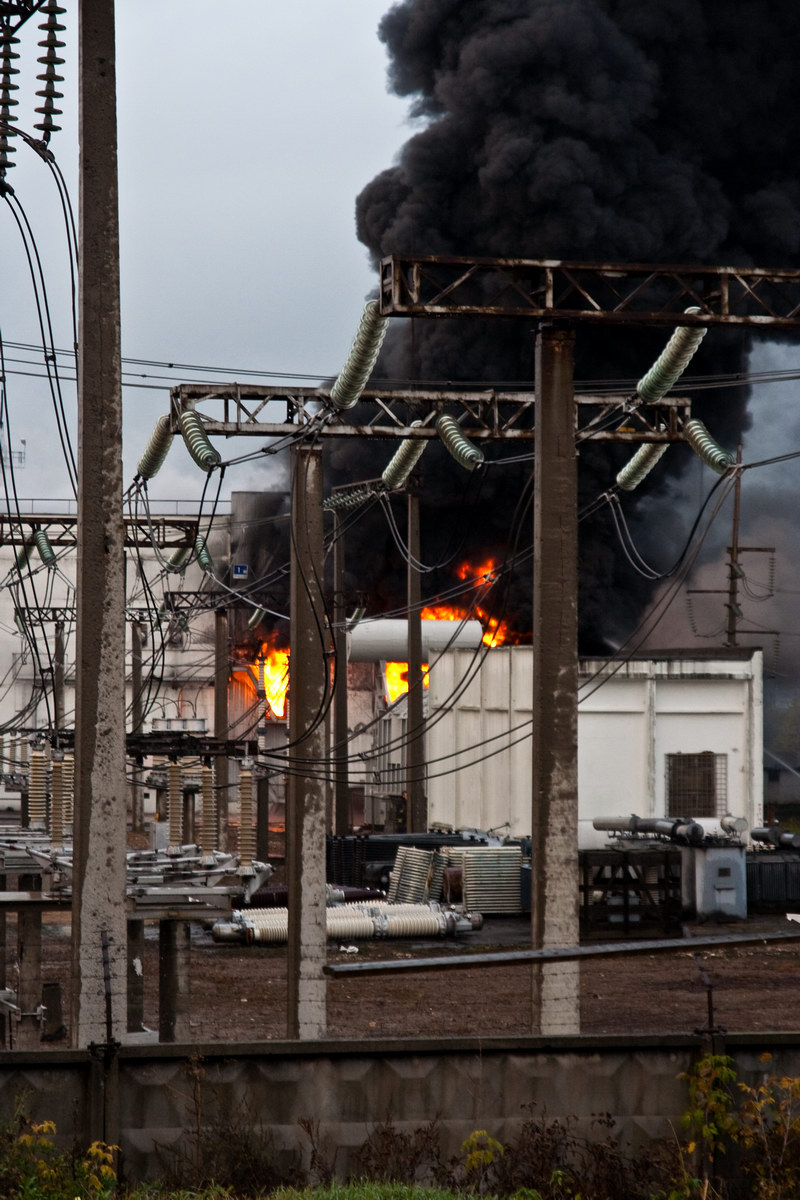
[
  {"left": 384, "top": 556, "right": 511, "bottom": 702},
  {"left": 384, "top": 661, "right": 430, "bottom": 705},
  {"left": 257, "top": 641, "right": 290, "bottom": 719}
]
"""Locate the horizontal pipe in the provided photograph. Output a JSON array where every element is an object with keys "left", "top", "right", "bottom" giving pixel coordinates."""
[{"left": 324, "top": 929, "right": 800, "bottom": 978}]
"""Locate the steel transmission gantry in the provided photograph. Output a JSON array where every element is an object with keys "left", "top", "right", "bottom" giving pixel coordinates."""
[{"left": 170, "top": 253, "right": 800, "bottom": 1036}]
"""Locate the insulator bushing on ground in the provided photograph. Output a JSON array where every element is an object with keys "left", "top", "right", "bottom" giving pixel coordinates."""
[
  {"left": 28, "top": 748, "right": 47, "bottom": 828},
  {"left": 379, "top": 912, "right": 444, "bottom": 938},
  {"left": 167, "top": 760, "right": 182, "bottom": 850},
  {"left": 194, "top": 534, "right": 213, "bottom": 574},
  {"left": 615, "top": 439, "right": 670, "bottom": 491},
  {"left": 33, "top": 528, "right": 56, "bottom": 566},
  {"left": 684, "top": 418, "right": 735, "bottom": 474},
  {"left": 200, "top": 762, "right": 216, "bottom": 857},
  {"left": 329, "top": 301, "right": 388, "bottom": 411},
  {"left": 636, "top": 308, "right": 707, "bottom": 403},
  {"left": 137, "top": 414, "right": 173, "bottom": 480},
  {"left": 211, "top": 921, "right": 245, "bottom": 943},
  {"left": 436, "top": 414, "right": 484, "bottom": 471},
  {"left": 179, "top": 409, "right": 221, "bottom": 472},
  {"left": 381, "top": 422, "right": 428, "bottom": 489}
]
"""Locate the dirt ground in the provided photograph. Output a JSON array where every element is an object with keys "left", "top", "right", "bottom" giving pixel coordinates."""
[{"left": 27, "top": 909, "right": 800, "bottom": 1044}]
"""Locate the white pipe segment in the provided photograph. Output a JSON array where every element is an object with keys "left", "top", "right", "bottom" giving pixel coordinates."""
[{"left": 348, "top": 618, "right": 484, "bottom": 662}]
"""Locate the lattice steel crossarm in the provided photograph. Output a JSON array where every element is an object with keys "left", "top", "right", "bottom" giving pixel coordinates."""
[
  {"left": 380, "top": 254, "right": 800, "bottom": 328},
  {"left": 0, "top": 511, "right": 203, "bottom": 548},
  {"left": 0, "top": 2, "right": 45, "bottom": 31},
  {"left": 171, "top": 383, "right": 690, "bottom": 443}
]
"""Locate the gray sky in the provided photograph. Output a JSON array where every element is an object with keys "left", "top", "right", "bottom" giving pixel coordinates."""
[{"left": 2, "top": 1, "right": 409, "bottom": 499}]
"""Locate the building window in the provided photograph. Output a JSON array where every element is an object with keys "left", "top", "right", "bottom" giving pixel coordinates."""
[{"left": 665, "top": 751, "right": 728, "bottom": 818}]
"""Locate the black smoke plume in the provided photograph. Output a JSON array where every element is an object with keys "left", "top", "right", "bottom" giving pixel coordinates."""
[{"left": 327, "top": 0, "right": 800, "bottom": 659}]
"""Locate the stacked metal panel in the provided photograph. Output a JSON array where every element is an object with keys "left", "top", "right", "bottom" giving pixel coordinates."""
[
  {"left": 387, "top": 846, "right": 445, "bottom": 904},
  {"left": 446, "top": 845, "right": 523, "bottom": 914}
]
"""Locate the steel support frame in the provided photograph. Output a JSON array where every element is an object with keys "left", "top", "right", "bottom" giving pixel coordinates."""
[
  {"left": 169, "top": 383, "right": 689, "bottom": 443},
  {"left": 379, "top": 253, "right": 800, "bottom": 328}
]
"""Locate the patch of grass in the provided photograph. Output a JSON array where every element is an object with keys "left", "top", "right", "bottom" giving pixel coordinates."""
[{"left": 272, "top": 1186, "right": 471, "bottom": 1200}]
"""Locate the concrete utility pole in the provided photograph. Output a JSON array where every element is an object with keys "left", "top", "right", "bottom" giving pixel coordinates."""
[
  {"left": 531, "top": 325, "right": 580, "bottom": 1035},
  {"left": 287, "top": 443, "right": 327, "bottom": 1038},
  {"left": 406, "top": 488, "right": 426, "bottom": 831},
  {"left": 53, "top": 619, "right": 65, "bottom": 731},
  {"left": 71, "top": 0, "right": 128, "bottom": 1046},
  {"left": 332, "top": 510, "right": 349, "bottom": 834},
  {"left": 214, "top": 608, "right": 230, "bottom": 847}
]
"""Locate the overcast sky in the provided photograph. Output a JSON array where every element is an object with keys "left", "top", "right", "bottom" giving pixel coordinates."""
[{"left": 2, "top": 1, "right": 409, "bottom": 500}]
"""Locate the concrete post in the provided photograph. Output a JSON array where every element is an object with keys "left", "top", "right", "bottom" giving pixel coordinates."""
[
  {"left": 71, "top": 0, "right": 128, "bottom": 1047},
  {"left": 54, "top": 621, "right": 65, "bottom": 732},
  {"left": 126, "top": 919, "right": 145, "bottom": 1034},
  {"left": 158, "top": 920, "right": 191, "bottom": 1043},
  {"left": 406, "top": 489, "right": 426, "bottom": 832},
  {"left": 332, "top": 511, "right": 349, "bottom": 834},
  {"left": 17, "top": 905, "right": 43, "bottom": 1050},
  {"left": 130, "top": 620, "right": 144, "bottom": 832},
  {"left": 531, "top": 324, "right": 580, "bottom": 1035},
  {"left": 214, "top": 609, "right": 230, "bottom": 849},
  {"left": 287, "top": 444, "right": 327, "bottom": 1038}
]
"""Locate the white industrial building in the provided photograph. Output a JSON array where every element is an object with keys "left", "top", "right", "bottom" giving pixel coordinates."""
[{"left": 416, "top": 646, "right": 763, "bottom": 846}]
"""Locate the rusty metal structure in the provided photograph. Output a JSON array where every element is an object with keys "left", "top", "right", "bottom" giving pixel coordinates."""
[{"left": 378, "top": 253, "right": 800, "bottom": 328}]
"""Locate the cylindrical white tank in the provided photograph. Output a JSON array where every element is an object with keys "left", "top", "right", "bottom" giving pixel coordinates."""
[{"left": 348, "top": 618, "right": 484, "bottom": 662}]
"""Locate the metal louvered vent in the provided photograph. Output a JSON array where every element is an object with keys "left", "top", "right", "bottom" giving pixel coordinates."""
[{"left": 446, "top": 846, "right": 523, "bottom": 914}]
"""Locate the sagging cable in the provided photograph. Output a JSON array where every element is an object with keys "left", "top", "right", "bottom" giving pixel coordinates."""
[
  {"left": 137, "top": 414, "right": 173, "bottom": 480},
  {"left": 436, "top": 414, "right": 484, "bottom": 472},
  {"left": 179, "top": 409, "right": 222, "bottom": 472},
  {"left": 636, "top": 307, "right": 707, "bottom": 403},
  {"left": 329, "top": 300, "right": 387, "bottom": 411},
  {"left": 683, "top": 418, "right": 735, "bottom": 475},
  {"left": 381, "top": 421, "right": 428, "bottom": 489}
]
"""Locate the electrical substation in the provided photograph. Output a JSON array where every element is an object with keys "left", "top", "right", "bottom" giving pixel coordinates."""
[{"left": 3, "top": 0, "right": 800, "bottom": 1184}]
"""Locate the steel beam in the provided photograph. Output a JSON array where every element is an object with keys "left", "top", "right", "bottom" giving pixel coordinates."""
[
  {"left": 324, "top": 928, "right": 800, "bottom": 977},
  {"left": 380, "top": 254, "right": 800, "bottom": 328},
  {"left": 169, "top": 384, "right": 689, "bottom": 442}
]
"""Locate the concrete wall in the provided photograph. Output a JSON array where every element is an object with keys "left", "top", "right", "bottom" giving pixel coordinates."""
[
  {"left": 422, "top": 648, "right": 763, "bottom": 844},
  {"left": 0, "top": 1033, "right": 796, "bottom": 1185}
]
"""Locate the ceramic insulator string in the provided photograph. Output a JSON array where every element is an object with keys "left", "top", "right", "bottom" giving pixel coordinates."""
[
  {"left": 435, "top": 413, "right": 484, "bottom": 471},
  {"left": 684, "top": 418, "right": 735, "bottom": 474},
  {"left": 179, "top": 409, "right": 222, "bottom": 472},
  {"left": 137, "top": 414, "right": 173, "bottom": 480},
  {"left": 34, "top": 1, "right": 66, "bottom": 143},
  {"left": 381, "top": 421, "right": 428, "bottom": 489},
  {"left": 329, "top": 301, "right": 388, "bottom": 410},
  {"left": 0, "top": 28, "right": 20, "bottom": 180},
  {"left": 615, "top": 435, "right": 669, "bottom": 491},
  {"left": 636, "top": 307, "right": 707, "bottom": 403},
  {"left": 168, "top": 759, "right": 183, "bottom": 850}
]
